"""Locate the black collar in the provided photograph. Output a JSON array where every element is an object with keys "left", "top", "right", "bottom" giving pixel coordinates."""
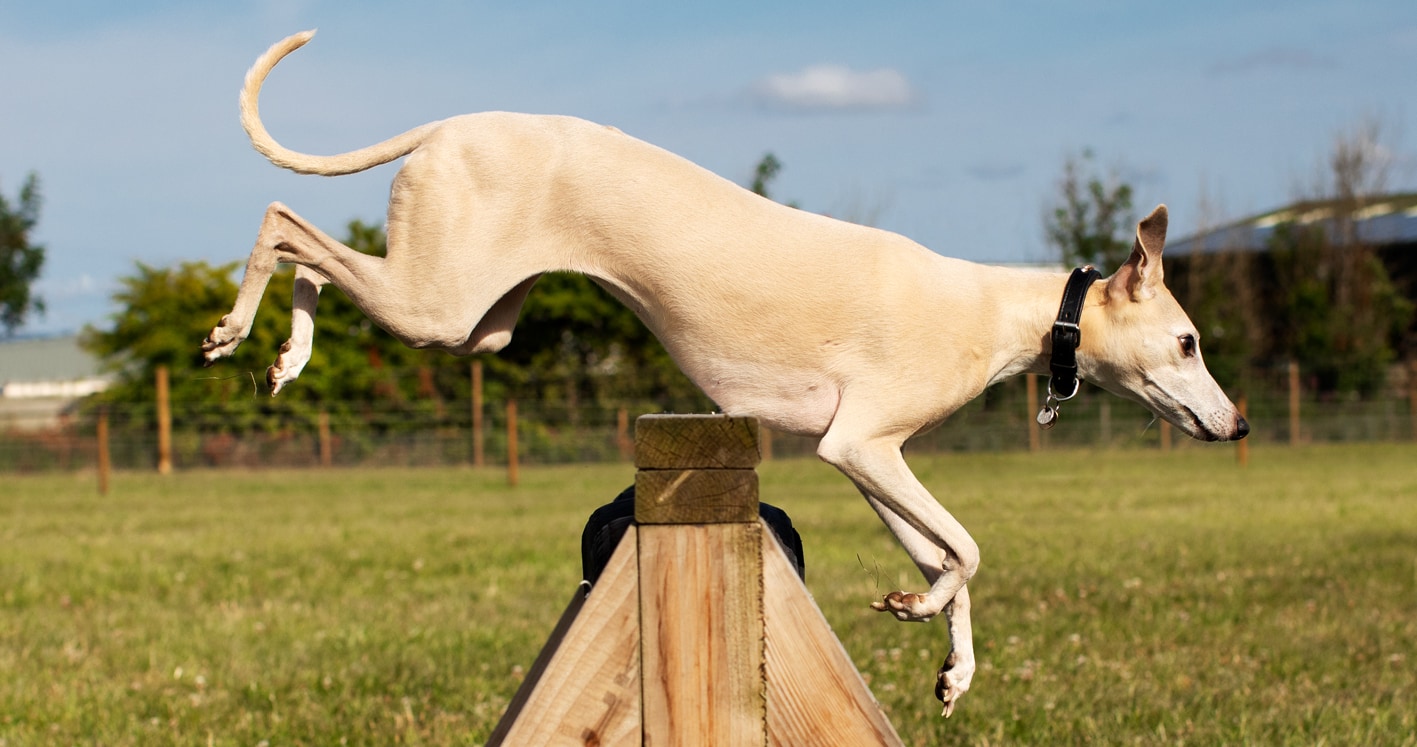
[{"left": 1047, "top": 265, "right": 1102, "bottom": 401}]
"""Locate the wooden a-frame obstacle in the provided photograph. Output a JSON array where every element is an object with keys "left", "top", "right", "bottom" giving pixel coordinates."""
[{"left": 487, "top": 414, "right": 904, "bottom": 746}]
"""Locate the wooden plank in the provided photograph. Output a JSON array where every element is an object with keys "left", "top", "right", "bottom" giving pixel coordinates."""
[
  {"left": 489, "top": 528, "right": 642, "bottom": 747},
  {"left": 485, "top": 581, "right": 590, "bottom": 746},
  {"left": 635, "top": 468, "right": 758, "bottom": 524},
  {"left": 635, "top": 414, "right": 760, "bottom": 469},
  {"left": 762, "top": 528, "right": 905, "bottom": 746},
  {"left": 639, "top": 521, "right": 766, "bottom": 746}
]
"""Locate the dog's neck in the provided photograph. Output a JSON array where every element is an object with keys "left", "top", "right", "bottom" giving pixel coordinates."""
[{"left": 983, "top": 268, "right": 1097, "bottom": 387}]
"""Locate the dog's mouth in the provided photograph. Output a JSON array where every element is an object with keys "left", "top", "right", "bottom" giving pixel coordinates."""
[
  {"left": 1135, "top": 377, "right": 1227, "bottom": 441},
  {"left": 1178, "top": 404, "right": 1219, "bottom": 442}
]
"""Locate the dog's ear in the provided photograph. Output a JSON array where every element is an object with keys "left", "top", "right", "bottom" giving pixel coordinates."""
[{"left": 1106, "top": 204, "right": 1167, "bottom": 303}]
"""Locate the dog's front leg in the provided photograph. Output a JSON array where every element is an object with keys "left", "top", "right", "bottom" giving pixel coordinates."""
[
  {"left": 818, "top": 427, "right": 979, "bottom": 713},
  {"left": 862, "top": 492, "right": 976, "bottom": 716},
  {"left": 267, "top": 265, "right": 327, "bottom": 395},
  {"left": 937, "top": 584, "right": 974, "bottom": 717}
]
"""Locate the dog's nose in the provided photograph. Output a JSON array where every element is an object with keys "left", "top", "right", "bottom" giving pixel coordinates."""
[{"left": 1235, "top": 415, "right": 1250, "bottom": 440}]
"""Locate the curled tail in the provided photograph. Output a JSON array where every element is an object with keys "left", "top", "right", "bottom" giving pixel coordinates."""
[{"left": 240, "top": 30, "right": 441, "bottom": 176}]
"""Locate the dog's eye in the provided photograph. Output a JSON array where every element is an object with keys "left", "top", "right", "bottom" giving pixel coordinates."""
[{"left": 1179, "top": 334, "right": 1197, "bottom": 358}]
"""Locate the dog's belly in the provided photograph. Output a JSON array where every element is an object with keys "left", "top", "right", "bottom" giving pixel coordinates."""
[{"left": 696, "top": 364, "right": 841, "bottom": 437}]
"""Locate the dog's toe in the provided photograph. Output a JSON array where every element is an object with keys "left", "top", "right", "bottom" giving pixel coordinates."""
[
  {"left": 201, "top": 322, "right": 245, "bottom": 362},
  {"left": 935, "top": 657, "right": 971, "bottom": 717},
  {"left": 871, "top": 590, "right": 935, "bottom": 622}
]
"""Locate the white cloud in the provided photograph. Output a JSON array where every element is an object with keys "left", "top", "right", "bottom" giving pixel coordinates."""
[{"left": 752, "top": 64, "right": 917, "bottom": 112}]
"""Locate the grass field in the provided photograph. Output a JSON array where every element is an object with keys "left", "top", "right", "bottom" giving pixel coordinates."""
[{"left": 2, "top": 443, "right": 1414, "bottom": 745}]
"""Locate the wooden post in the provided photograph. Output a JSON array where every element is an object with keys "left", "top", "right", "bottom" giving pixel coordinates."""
[
  {"left": 1236, "top": 395, "right": 1249, "bottom": 467},
  {"left": 1026, "top": 373, "right": 1041, "bottom": 452},
  {"left": 1288, "top": 359, "right": 1301, "bottom": 446},
  {"left": 506, "top": 399, "right": 519, "bottom": 487},
  {"left": 489, "top": 414, "right": 903, "bottom": 746},
  {"left": 1408, "top": 359, "right": 1417, "bottom": 441},
  {"left": 155, "top": 365, "right": 172, "bottom": 475},
  {"left": 471, "top": 361, "right": 485, "bottom": 467},
  {"left": 635, "top": 415, "right": 765, "bottom": 745},
  {"left": 1159, "top": 420, "right": 1172, "bottom": 452},
  {"left": 97, "top": 408, "right": 111, "bottom": 496},
  {"left": 616, "top": 407, "right": 632, "bottom": 461},
  {"left": 1099, "top": 399, "right": 1112, "bottom": 448},
  {"left": 318, "top": 411, "right": 333, "bottom": 467}
]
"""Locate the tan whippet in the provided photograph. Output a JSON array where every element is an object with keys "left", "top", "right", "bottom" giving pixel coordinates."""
[{"left": 203, "top": 31, "right": 1249, "bottom": 716}]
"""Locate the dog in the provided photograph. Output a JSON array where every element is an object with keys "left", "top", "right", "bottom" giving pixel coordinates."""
[{"left": 203, "top": 31, "right": 1249, "bottom": 716}]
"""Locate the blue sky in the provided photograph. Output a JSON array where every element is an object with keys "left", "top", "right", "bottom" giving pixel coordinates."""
[{"left": 2, "top": 1, "right": 1414, "bottom": 336}]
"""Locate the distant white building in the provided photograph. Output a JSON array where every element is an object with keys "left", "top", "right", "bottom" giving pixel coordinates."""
[{"left": 0, "top": 336, "right": 112, "bottom": 430}]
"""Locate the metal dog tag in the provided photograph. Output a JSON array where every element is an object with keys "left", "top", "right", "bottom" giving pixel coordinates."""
[{"left": 1036, "top": 405, "right": 1058, "bottom": 430}]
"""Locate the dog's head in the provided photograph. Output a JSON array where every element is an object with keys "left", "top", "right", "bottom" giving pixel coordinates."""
[{"left": 1080, "top": 205, "right": 1250, "bottom": 442}]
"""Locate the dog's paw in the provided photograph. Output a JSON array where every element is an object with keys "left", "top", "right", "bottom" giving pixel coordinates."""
[
  {"left": 266, "top": 339, "right": 309, "bottom": 396},
  {"left": 201, "top": 317, "right": 246, "bottom": 365},
  {"left": 935, "top": 650, "right": 973, "bottom": 718},
  {"left": 870, "top": 590, "right": 937, "bottom": 622}
]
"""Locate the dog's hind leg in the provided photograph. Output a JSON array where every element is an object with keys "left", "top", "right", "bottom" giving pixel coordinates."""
[
  {"left": 204, "top": 202, "right": 382, "bottom": 367},
  {"left": 267, "top": 265, "right": 327, "bottom": 395},
  {"left": 450, "top": 274, "right": 541, "bottom": 355}
]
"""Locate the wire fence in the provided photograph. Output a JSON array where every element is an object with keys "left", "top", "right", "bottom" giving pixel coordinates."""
[{"left": 3, "top": 372, "right": 1414, "bottom": 474}]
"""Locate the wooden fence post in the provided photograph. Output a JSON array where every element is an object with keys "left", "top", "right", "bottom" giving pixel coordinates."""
[
  {"left": 1099, "top": 399, "right": 1112, "bottom": 448},
  {"left": 1288, "top": 359, "right": 1301, "bottom": 446},
  {"left": 318, "top": 411, "right": 333, "bottom": 467},
  {"left": 97, "top": 408, "right": 111, "bottom": 495},
  {"left": 1159, "top": 420, "right": 1172, "bottom": 452},
  {"left": 616, "top": 407, "right": 632, "bottom": 461},
  {"left": 471, "top": 361, "right": 485, "bottom": 467},
  {"left": 1236, "top": 395, "right": 1249, "bottom": 467},
  {"left": 506, "top": 399, "right": 519, "bottom": 487},
  {"left": 488, "top": 414, "right": 904, "bottom": 746},
  {"left": 155, "top": 365, "right": 172, "bottom": 475},
  {"left": 1408, "top": 359, "right": 1417, "bottom": 441}
]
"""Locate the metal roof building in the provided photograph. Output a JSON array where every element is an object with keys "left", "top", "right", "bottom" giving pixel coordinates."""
[
  {"left": 1167, "top": 193, "right": 1417, "bottom": 256},
  {"left": 0, "top": 335, "right": 112, "bottom": 430}
]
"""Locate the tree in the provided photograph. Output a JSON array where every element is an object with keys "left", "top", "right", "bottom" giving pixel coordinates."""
[
  {"left": 748, "top": 153, "right": 799, "bottom": 209},
  {"left": 751, "top": 153, "right": 783, "bottom": 198},
  {"left": 0, "top": 172, "right": 46, "bottom": 335},
  {"left": 1265, "top": 115, "right": 1413, "bottom": 396},
  {"left": 1170, "top": 191, "right": 1263, "bottom": 392},
  {"left": 1265, "top": 222, "right": 1409, "bottom": 395},
  {"left": 80, "top": 259, "right": 293, "bottom": 432},
  {"left": 1043, "top": 150, "right": 1135, "bottom": 273},
  {"left": 481, "top": 272, "right": 706, "bottom": 412}
]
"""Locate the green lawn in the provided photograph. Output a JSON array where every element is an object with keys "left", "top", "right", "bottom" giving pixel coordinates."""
[{"left": 2, "top": 443, "right": 1414, "bottom": 745}]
